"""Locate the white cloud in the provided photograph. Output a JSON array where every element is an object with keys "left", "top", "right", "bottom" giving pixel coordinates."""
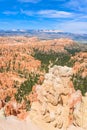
[
  {"left": 20, "top": 9, "right": 33, "bottom": 16},
  {"left": 38, "top": 10, "right": 72, "bottom": 18},
  {"left": 66, "top": 0, "right": 87, "bottom": 12},
  {"left": 21, "top": 9, "right": 73, "bottom": 18},
  {"left": 1, "top": 18, "right": 87, "bottom": 33},
  {"left": 51, "top": 0, "right": 66, "bottom": 1},
  {"left": 18, "top": 0, "right": 40, "bottom": 3},
  {"left": 3, "top": 11, "right": 18, "bottom": 15},
  {"left": 3, "top": 9, "right": 73, "bottom": 18},
  {"left": 57, "top": 21, "right": 87, "bottom": 33}
]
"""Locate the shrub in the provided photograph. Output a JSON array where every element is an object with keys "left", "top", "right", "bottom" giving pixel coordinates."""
[
  {"left": 15, "top": 73, "right": 39, "bottom": 103},
  {"left": 5, "top": 96, "right": 11, "bottom": 102},
  {"left": 71, "top": 70, "right": 87, "bottom": 96},
  {"left": 33, "top": 49, "right": 71, "bottom": 72}
]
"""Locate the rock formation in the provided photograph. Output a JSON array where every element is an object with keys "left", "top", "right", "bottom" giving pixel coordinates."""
[
  {"left": 0, "top": 65, "right": 87, "bottom": 130},
  {"left": 73, "top": 93, "right": 87, "bottom": 130},
  {"left": 0, "top": 36, "right": 86, "bottom": 130},
  {"left": 30, "top": 65, "right": 83, "bottom": 129},
  {"left": 72, "top": 52, "right": 87, "bottom": 77}
]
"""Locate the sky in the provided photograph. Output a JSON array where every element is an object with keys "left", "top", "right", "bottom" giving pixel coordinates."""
[{"left": 0, "top": 0, "right": 87, "bottom": 33}]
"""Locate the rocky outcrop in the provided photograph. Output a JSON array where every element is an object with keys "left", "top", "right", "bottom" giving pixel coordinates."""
[
  {"left": 0, "top": 65, "right": 86, "bottom": 130},
  {"left": 72, "top": 52, "right": 87, "bottom": 77},
  {"left": 73, "top": 93, "right": 87, "bottom": 130},
  {"left": 30, "top": 65, "right": 82, "bottom": 129}
]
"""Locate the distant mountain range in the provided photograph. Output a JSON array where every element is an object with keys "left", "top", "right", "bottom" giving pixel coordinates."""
[{"left": 0, "top": 30, "right": 87, "bottom": 43}]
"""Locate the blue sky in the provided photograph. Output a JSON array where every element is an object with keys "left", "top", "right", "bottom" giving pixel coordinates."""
[{"left": 0, "top": 0, "right": 87, "bottom": 33}]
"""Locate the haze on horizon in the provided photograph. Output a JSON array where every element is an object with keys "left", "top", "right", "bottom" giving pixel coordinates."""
[{"left": 0, "top": 0, "right": 87, "bottom": 33}]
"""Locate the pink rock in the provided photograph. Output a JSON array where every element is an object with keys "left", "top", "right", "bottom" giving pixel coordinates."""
[
  {"left": 17, "top": 111, "right": 28, "bottom": 120},
  {"left": 68, "top": 90, "right": 82, "bottom": 108}
]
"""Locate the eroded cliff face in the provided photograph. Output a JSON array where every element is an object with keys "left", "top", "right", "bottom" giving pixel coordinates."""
[
  {"left": 0, "top": 65, "right": 87, "bottom": 130},
  {"left": 73, "top": 94, "right": 87, "bottom": 130},
  {"left": 30, "top": 65, "right": 83, "bottom": 129},
  {"left": 72, "top": 52, "right": 87, "bottom": 77}
]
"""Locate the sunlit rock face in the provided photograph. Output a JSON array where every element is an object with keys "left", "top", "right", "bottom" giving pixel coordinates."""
[
  {"left": 73, "top": 94, "right": 87, "bottom": 130},
  {"left": 0, "top": 65, "right": 86, "bottom": 130},
  {"left": 72, "top": 52, "right": 87, "bottom": 77},
  {"left": 30, "top": 65, "right": 82, "bottom": 129}
]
